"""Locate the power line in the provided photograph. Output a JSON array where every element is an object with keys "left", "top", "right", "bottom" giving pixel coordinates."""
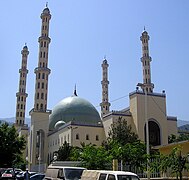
[{"left": 96, "top": 94, "right": 128, "bottom": 107}]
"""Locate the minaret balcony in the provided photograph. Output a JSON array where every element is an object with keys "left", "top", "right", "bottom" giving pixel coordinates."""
[
  {"left": 38, "top": 36, "right": 51, "bottom": 43},
  {"left": 101, "top": 80, "right": 109, "bottom": 84},
  {"left": 100, "top": 102, "right": 111, "bottom": 106},
  {"left": 29, "top": 108, "right": 52, "bottom": 115},
  {"left": 16, "top": 92, "right": 28, "bottom": 97},
  {"left": 140, "top": 56, "right": 152, "bottom": 62},
  {"left": 19, "top": 68, "right": 28, "bottom": 73},
  {"left": 34, "top": 67, "right": 51, "bottom": 74}
]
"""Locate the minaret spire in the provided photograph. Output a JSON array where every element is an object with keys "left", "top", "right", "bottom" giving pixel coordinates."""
[
  {"left": 74, "top": 84, "right": 77, "bottom": 96},
  {"left": 140, "top": 29, "right": 154, "bottom": 93},
  {"left": 15, "top": 45, "right": 29, "bottom": 127},
  {"left": 33, "top": 6, "right": 51, "bottom": 112},
  {"left": 100, "top": 57, "right": 110, "bottom": 117}
]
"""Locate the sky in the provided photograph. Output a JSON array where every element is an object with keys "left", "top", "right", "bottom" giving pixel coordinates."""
[{"left": 0, "top": 1, "right": 188, "bottom": 122}]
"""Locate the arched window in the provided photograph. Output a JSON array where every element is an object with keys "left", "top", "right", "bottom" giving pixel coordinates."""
[
  {"left": 41, "top": 93, "right": 44, "bottom": 99},
  {"left": 40, "top": 104, "right": 43, "bottom": 110},
  {"left": 96, "top": 135, "right": 99, "bottom": 141},
  {"left": 76, "top": 134, "right": 79, "bottom": 140},
  {"left": 144, "top": 120, "right": 161, "bottom": 146},
  {"left": 86, "top": 134, "right": 89, "bottom": 140}
]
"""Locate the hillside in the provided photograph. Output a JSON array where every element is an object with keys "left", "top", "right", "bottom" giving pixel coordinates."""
[{"left": 0, "top": 117, "right": 31, "bottom": 125}]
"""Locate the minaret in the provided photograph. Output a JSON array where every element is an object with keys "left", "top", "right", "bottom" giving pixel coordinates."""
[
  {"left": 100, "top": 57, "right": 110, "bottom": 117},
  {"left": 34, "top": 6, "right": 51, "bottom": 112},
  {"left": 15, "top": 45, "right": 29, "bottom": 127},
  {"left": 140, "top": 29, "right": 154, "bottom": 93},
  {"left": 29, "top": 5, "right": 51, "bottom": 171}
]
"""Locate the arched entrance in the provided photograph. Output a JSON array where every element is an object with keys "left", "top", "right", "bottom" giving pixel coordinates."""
[{"left": 144, "top": 120, "right": 161, "bottom": 146}]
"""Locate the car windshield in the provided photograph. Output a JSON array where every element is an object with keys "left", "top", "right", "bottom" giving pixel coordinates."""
[
  {"left": 64, "top": 168, "right": 85, "bottom": 180},
  {"left": 117, "top": 175, "right": 140, "bottom": 180},
  {"left": 4, "top": 170, "right": 12, "bottom": 174}
]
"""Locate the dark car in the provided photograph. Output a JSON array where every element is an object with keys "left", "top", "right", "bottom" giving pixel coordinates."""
[
  {"left": 16, "top": 171, "right": 36, "bottom": 180},
  {"left": 1, "top": 168, "right": 22, "bottom": 179},
  {"left": 30, "top": 173, "right": 45, "bottom": 180},
  {"left": 0, "top": 168, "right": 7, "bottom": 179}
]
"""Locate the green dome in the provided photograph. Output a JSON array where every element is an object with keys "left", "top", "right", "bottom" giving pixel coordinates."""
[{"left": 49, "top": 95, "right": 101, "bottom": 130}]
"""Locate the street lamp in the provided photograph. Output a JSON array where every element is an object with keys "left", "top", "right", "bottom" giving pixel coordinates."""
[
  {"left": 137, "top": 83, "right": 150, "bottom": 180},
  {"left": 25, "top": 156, "right": 28, "bottom": 170},
  {"left": 37, "top": 130, "right": 42, "bottom": 173},
  {"left": 38, "top": 156, "right": 41, "bottom": 173},
  {"left": 118, "top": 147, "right": 123, "bottom": 171},
  {"left": 53, "top": 155, "right": 57, "bottom": 162}
]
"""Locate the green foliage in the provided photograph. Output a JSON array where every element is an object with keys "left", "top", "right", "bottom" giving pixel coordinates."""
[
  {"left": 168, "top": 134, "right": 189, "bottom": 143},
  {"left": 108, "top": 117, "right": 138, "bottom": 146},
  {"left": 106, "top": 117, "right": 147, "bottom": 171},
  {"left": 57, "top": 141, "right": 73, "bottom": 161},
  {"left": 70, "top": 146, "right": 82, "bottom": 161},
  {"left": 168, "top": 147, "right": 189, "bottom": 180},
  {"left": 79, "top": 144, "right": 111, "bottom": 170},
  {"left": 150, "top": 147, "right": 189, "bottom": 180},
  {"left": 0, "top": 122, "right": 26, "bottom": 167}
]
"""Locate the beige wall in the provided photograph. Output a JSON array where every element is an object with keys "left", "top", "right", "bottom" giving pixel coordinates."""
[
  {"left": 102, "top": 114, "right": 133, "bottom": 138},
  {"left": 29, "top": 110, "right": 50, "bottom": 169},
  {"left": 48, "top": 124, "right": 106, "bottom": 162},
  {"left": 167, "top": 119, "right": 178, "bottom": 136},
  {"left": 130, "top": 92, "right": 168, "bottom": 145}
]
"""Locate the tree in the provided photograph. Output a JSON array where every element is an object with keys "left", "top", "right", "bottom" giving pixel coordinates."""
[
  {"left": 168, "top": 133, "right": 189, "bottom": 143},
  {"left": 57, "top": 141, "right": 73, "bottom": 161},
  {"left": 106, "top": 117, "right": 147, "bottom": 171},
  {"left": 107, "top": 117, "right": 138, "bottom": 146},
  {"left": 78, "top": 144, "right": 111, "bottom": 170},
  {"left": 150, "top": 147, "right": 189, "bottom": 180},
  {"left": 168, "top": 147, "right": 189, "bottom": 180},
  {"left": 0, "top": 122, "right": 26, "bottom": 167}
]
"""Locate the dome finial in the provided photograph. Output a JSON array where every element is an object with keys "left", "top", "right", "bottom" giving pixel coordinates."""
[
  {"left": 74, "top": 84, "right": 77, "bottom": 96},
  {"left": 144, "top": 26, "right": 146, "bottom": 31}
]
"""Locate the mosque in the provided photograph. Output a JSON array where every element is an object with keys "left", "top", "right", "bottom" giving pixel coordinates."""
[{"left": 14, "top": 6, "right": 177, "bottom": 171}]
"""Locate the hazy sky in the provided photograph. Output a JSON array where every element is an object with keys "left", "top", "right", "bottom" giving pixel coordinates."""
[{"left": 0, "top": 1, "right": 188, "bottom": 122}]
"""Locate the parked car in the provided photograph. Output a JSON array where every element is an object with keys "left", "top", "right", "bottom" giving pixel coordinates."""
[
  {"left": 45, "top": 165, "right": 86, "bottom": 180},
  {"left": 1, "top": 168, "right": 22, "bottom": 179},
  {"left": 30, "top": 173, "right": 45, "bottom": 180},
  {"left": 0, "top": 168, "right": 7, "bottom": 179},
  {"left": 16, "top": 171, "right": 36, "bottom": 180},
  {"left": 81, "top": 170, "right": 140, "bottom": 180}
]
